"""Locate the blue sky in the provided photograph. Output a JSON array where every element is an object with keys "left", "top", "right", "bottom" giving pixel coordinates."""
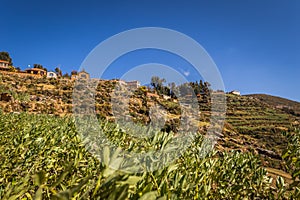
[{"left": 0, "top": 0, "right": 299, "bottom": 101}]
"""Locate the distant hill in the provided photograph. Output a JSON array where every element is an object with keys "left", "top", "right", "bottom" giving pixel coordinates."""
[{"left": 245, "top": 94, "right": 300, "bottom": 117}]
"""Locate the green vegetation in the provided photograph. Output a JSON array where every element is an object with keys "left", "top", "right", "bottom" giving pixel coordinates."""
[
  {"left": 150, "top": 76, "right": 211, "bottom": 100},
  {"left": 0, "top": 111, "right": 299, "bottom": 199},
  {"left": 224, "top": 94, "right": 297, "bottom": 170},
  {"left": 33, "top": 64, "right": 48, "bottom": 72},
  {"left": 0, "top": 52, "right": 13, "bottom": 66}
]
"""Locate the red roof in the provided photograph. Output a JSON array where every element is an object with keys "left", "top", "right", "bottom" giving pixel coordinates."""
[{"left": 0, "top": 60, "right": 9, "bottom": 64}]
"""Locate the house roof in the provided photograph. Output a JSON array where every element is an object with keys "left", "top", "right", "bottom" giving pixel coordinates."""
[
  {"left": 126, "top": 80, "right": 139, "bottom": 83},
  {"left": 126, "top": 80, "right": 140, "bottom": 85},
  {"left": 0, "top": 60, "right": 9, "bottom": 64},
  {"left": 25, "top": 68, "right": 46, "bottom": 72},
  {"left": 78, "top": 70, "right": 89, "bottom": 74}
]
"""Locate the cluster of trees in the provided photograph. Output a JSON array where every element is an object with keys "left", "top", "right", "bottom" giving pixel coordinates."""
[
  {"left": 0, "top": 52, "right": 21, "bottom": 72},
  {"left": 150, "top": 76, "right": 211, "bottom": 100},
  {"left": 0, "top": 52, "right": 13, "bottom": 66},
  {"left": 190, "top": 80, "right": 211, "bottom": 96},
  {"left": 33, "top": 64, "right": 48, "bottom": 72}
]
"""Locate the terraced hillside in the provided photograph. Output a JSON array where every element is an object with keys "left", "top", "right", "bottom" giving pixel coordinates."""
[
  {"left": 224, "top": 94, "right": 298, "bottom": 170},
  {"left": 246, "top": 93, "right": 300, "bottom": 117},
  {"left": 0, "top": 72, "right": 299, "bottom": 172}
]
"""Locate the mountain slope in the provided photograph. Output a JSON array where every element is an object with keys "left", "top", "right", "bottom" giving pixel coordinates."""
[
  {"left": 222, "top": 94, "right": 299, "bottom": 170},
  {"left": 245, "top": 94, "right": 300, "bottom": 117}
]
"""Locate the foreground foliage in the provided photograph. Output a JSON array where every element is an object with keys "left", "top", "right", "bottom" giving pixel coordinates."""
[{"left": 0, "top": 111, "right": 299, "bottom": 199}]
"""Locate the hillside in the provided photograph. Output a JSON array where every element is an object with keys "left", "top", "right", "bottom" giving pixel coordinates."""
[
  {"left": 224, "top": 94, "right": 299, "bottom": 170},
  {"left": 245, "top": 94, "right": 300, "bottom": 117},
  {"left": 0, "top": 72, "right": 299, "bottom": 172},
  {"left": 1, "top": 72, "right": 300, "bottom": 198}
]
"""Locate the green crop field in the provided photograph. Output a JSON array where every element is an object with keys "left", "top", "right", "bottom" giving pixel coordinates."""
[{"left": 1, "top": 111, "right": 300, "bottom": 199}]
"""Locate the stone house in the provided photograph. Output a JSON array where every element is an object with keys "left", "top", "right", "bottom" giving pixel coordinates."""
[
  {"left": 78, "top": 70, "right": 90, "bottom": 79},
  {"left": 71, "top": 70, "right": 90, "bottom": 80},
  {"left": 125, "top": 80, "right": 140, "bottom": 89}
]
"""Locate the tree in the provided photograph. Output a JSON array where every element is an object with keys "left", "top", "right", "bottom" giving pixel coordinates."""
[
  {"left": 151, "top": 76, "right": 166, "bottom": 94},
  {"left": 8, "top": 66, "right": 16, "bottom": 72},
  {"left": 63, "top": 73, "right": 70, "bottom": 78},
  {"left": 33, "top": 64, "right": 43, "bottom": 69},
  {"left": 202, "top": 81, "right": 211, "bottom": 103},
  {"left": 71, "top": 70, "right": 78, "bottom": 75},
  {"left": 55, "top": 67, "right": 62, "bottom": 76},
  {"left": 203, "top": 81, "right": 211, "bottom": 94},
  {"left": 178, "top": 83, "right": 191, "bottom": 96},
  {"left": 0, "top": 52, "right": 13, "bottom": 66},
  {"left": 199, "top": 80, "right": 204, "bottom": 94},
  {"left": 34, "top": 64, "right": 47, "bottom": 72},
  {"left": 168, "top": 82, "right": 177, "bottom": 98}
]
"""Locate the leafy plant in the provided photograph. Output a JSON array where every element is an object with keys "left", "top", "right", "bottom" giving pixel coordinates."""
[{"left": 0, "top": 112, "right": 298, "bottom": 199}]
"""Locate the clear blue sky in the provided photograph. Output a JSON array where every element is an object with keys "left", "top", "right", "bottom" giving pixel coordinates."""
[{"left": 0, "top": 0, "right": 299, "bottom": 101}]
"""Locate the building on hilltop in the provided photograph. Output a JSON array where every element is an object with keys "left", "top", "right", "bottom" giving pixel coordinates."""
[
  {"left": 25, "top": 68, "right": 46, "bottom": 76},
  {"left": 116, "top": 79, "right": 126, "bottom": 85},
  {"left": 71, "top": 69, "right": 90, "bottom": 80},
  {"left": 47, "top": 71, "right": 58, "bottom": 79},
  {"left": 229, "top": 90, "right": 241, "bottom": 95},
  {"left": 125, "top": 80, "right": 140, "bottom": 90},
  {"left": 0, "top": 60, "right": 10, "bottom": 71},
  {"left": 78, "top": 70, "right": 90, "bottom": 79}
]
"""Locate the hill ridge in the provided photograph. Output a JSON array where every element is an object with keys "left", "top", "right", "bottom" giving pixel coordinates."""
[{"left": 245, "top": 93, "right": 300, "bottom": 117}]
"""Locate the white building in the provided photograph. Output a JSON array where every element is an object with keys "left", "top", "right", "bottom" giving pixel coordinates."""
[
  {"left": 230, "top": 90, "right": 241, "bottom": 95},
  {"left": 47, "top": 71, "right": 58, "bottom": 79},
  {"left": 125, "top": 80, "right": 140, "bottom": 89}
]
